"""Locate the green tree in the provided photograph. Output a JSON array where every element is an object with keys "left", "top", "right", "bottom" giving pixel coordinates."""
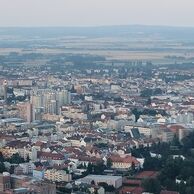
[
  {"left": 9, "top": 165, "right": 15, "bottom": 174},
  {"left": 25, "top": 155, "right": 30, "bottom": 162},
  {"left": 146, "top": 97, "right": 152, "bottom": 105},
  {"left": 0, "top": 162, "right": 6, "bottom": 173},
  {"left": 87, "top": 163, "right": 93, "bottom": 174},
  {"left": 98, "top": 182, "right": 115, "bottom": 192},
  {"left": 9, "top": 153, "right": 25, "bottom": 164},
  {"left": 140, "top": 88, "right": 153, "bottom": 97},
  {"left": 142, "top": 178, "right": 161, "bottom": 194},
  {"left": 171, "top": 134, "right": 181, "bottom": 147},
  {"left": 187, "top": 176, "right": 194, "bottom": 186},
  {"left": 177, "top": 181, "right": 186, "bottom": 194},
  {"left": 0, "top": 152, "right": 4, "bottom": 162},
  {"left": 91, "top": 180, "right": 95, "bottom": 185},
  {"left": 182, "top": 132, "right": 194, "bottom": 155},
  {"left": 185, "top": 186, "right": 194, "bottom": 194},
  {"left": 129, "top": 161, "right": 136, "bottom": 176},
  {"left": 143, "top": 156, "right": 163, "bottom": 171},
  {"left": 132, "top": 108, "right": 141, "bottom": 122},
  {"left": 77, "top": 163, "right": 84, "bottom": 169},
  {"left": 161, "top": 157, "right": 183, "bottom": 180},
  {"left": 94, "top": 162, "right": 106, "bottom": 174},
  {"left": 106, "top": 158, "right": 112, "bottom": 169}
]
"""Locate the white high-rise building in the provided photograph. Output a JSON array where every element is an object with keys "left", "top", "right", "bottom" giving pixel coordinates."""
[
  {"left": 3, "top": 80, "right": 8, "bottom": 102},
  {"left": 48, "top": 100, "right": 57, "bottom": 115},
  {"left": 31, "top": 146, "right": 37, "bottom": 161},
  {"left": 57, "top": 90, "right": 71, "bottom": 107},
  {"left": 31, "top": 95, "right": 43, "bottom": 109},
  {"left": 30, "top": 89, "right": 71, "bottom": 119},
  {"left": 31, "top": 95, "right": 43, "bottom": 121}
]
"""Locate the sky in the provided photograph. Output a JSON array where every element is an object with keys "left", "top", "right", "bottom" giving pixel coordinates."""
[{"left": 0, "top": 0, "right": 194, "bottom": 27}]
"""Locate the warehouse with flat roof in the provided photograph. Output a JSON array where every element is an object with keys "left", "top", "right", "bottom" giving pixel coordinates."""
[{"left": 75, "top": 174, "right": 122, "bottom": 189}]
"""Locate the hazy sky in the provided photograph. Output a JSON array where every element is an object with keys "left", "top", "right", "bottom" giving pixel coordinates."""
[{"left": 0, "top": 0, "right": 194, "bottom": 27}]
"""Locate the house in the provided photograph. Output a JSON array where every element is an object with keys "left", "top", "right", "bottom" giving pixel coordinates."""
[
  {"left": 109, "top": 154, "right": 140, "bottom": 170},
  {"left": 76, "top": 175, "right": 122, "bottom": 189},
  {"left": 44, "top": 169, "right": 72, "bottom": 182},
  {"left": 38, "top": 151, "right": 64, "bottom": 165},
  {"left": 14, "top": 162, "right": 35, "bottom": 175},
  {"left": 32, "top": 166, "right": 45, "bottom": 180}
]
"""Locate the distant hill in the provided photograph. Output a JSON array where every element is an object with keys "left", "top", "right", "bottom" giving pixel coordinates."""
[{"left": 0, "top": 25, "right": 194, "bottom": 40}]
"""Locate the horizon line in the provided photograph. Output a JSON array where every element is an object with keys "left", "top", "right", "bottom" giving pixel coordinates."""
[{"left": 0, "top": 24, "right": 194, "bottom": 28}]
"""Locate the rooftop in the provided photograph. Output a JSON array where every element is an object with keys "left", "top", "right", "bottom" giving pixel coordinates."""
[{"left": 79, "top": 174, "right": 122, "bottom": 181}]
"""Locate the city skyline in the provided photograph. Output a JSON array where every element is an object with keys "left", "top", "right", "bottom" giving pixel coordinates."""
[
  {"left": 0, "top": 0, "right": 194, "bottom": 27},
  {"left": 1, "top": 1, "right": 194, "bottom": 194}
]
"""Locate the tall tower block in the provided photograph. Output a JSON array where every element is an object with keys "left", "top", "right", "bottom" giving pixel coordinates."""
[{"left": 3, "top": 80, "right": 8, "bottom": 102}]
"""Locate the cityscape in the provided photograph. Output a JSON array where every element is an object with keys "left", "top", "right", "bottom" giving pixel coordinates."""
[{"left": 1, "top": 1, "right": 194, "bottom": 194}]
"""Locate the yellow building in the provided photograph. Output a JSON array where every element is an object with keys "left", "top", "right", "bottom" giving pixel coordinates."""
[{"left": 44, "top": 169, "right": 71, "bottom": 182}]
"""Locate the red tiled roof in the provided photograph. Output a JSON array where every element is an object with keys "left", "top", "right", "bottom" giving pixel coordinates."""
[
  {"left": 168, "top": 125, "right": 185, "bottom": 133},
  {"left": 110, "top": 155, "right": 140, "bottom": 165},
  {"left": 34, "top": 141, "right": 45, "bottom": 147},
  {"left": 35, "top": 166, "right": 44, "bottom": 171},
  {"left": 119, "top": 186, "right": 143, "bottom": 194},
  {"left": 123, "top": 179, "right": 141, "bottom": 186},
  {"left": 135, "top": 171, "right": 159, "bottom": 179},
  {"left": 38, "top": 151, "right": 64, "bottom": 160},
  {"left": 6, "top": 140, "right": 30, "bottom": 148},
  {"left": 79, "top": 156, "right": 102, "bottom": 163}
]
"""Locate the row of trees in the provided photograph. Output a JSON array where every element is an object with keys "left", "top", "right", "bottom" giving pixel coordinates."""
[
  {"left": 140, "top": 88, "right": 163, "bottom": 97},
  {"left": 0, "top": 152, "right": 26, "bottom": 173},
  {"left": 78, "top": 159, "right": 112, "bottom": 176},
  {"left": 132, "top": 108, "right": 167, "bottom": 122},
  {"left": 140, "top": 132, "right": 194, "bottom": 194}
]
